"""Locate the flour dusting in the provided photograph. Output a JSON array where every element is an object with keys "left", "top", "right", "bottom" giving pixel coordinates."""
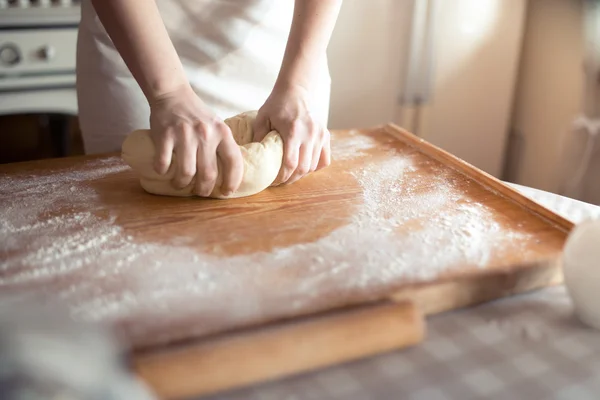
[
  {"left": 0, "top": 137, "right": 542, "bottom": 348},
  {"left": 332, "top": 130, "right": 377, "bottom": 160}
]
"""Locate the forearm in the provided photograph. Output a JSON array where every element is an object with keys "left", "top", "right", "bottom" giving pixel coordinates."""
[
  {"left": 91, "top": 0, "right": 188, "bottom": 102},
  {"left": 274, "top": 0, "right": 342, "bottom": 93}
]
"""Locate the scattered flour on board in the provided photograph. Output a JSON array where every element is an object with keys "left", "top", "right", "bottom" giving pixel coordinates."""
[
  {"left": 332, "top": 129, "right": 378, "bottom": 160},
  {"left": 0, "top": 140, "right": 538, "bottom": 347}
]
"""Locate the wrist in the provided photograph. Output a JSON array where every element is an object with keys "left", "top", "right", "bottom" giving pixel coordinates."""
[
  {"left": 148, "top": 81, "right": 195, "bottom": 106},
  {"left": 274, "top": 50, "right": 325, "bottom": 94},
  {"left": 271, "top": 79, "right": 311, "bottom": 98},
  {"left": 273, "top": 71, "right": 317, "bottom": 98}
]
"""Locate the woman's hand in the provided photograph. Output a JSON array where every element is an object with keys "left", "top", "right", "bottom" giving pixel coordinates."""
[
  {"left": 253, "top": 84, "right": 331, "bottom": 185},
  {"left": 89, "top": 1, "right": 244, "bottom": 197},
  {"left": 252, "top": 0, "right": 340, "bottom": 185},
  {"left": 149, "top": 84, "right": 244, "bottom": 196}
]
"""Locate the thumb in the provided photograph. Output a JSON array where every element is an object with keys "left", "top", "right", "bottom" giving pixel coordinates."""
[{"left": 252, "top": 110, "right": 271, "bottom": 142}]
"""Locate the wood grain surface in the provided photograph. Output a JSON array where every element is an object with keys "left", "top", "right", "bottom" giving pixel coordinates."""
[
  {"left": 0, "top": 125, "right": 570, "bottom": 352},
  {"left": 134, "top": 300, "right": 424, "bottom": 399}
]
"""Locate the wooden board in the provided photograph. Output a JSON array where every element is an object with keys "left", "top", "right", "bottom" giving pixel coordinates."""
[
  {"left": 0, "top": 124, "right": 570, "bottom": 357},
  {"left": 133, "top": 300, "right": 424, "bottom": 399},
  {"left": 0, "top": 124, "right": 572, "bottom": 398},
  {"left": 0, "top": 124, "right": 570, "bottom": 345}
]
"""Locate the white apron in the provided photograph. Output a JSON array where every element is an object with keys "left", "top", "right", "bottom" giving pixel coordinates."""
[{"left": 76, "top": 0, "right": 331, "bottom": 154}]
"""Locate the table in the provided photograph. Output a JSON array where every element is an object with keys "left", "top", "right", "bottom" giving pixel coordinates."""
[{"left": 199, "top": 185, "right": 600, "bottom": 400}]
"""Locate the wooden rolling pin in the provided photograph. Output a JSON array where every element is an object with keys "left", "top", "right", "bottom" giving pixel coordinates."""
[{"left": 132, "top": 301, "right": 424, "bottom": 399}]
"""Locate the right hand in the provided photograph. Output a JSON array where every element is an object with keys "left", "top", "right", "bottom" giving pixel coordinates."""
[{"left": 148, "top": 84, "right": 244, "bottom": 197}]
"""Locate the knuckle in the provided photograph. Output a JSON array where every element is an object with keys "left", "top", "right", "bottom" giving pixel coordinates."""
[
  {"left": 287, "top": 121, "right": 303, "bottom": 136},
  {"left": 193, "top": 118, "right": 209, "bottom": 130},
  {"left": 180, "top": 164, "right": 196, "bottom": 179},
  {"left": 155, "top": 158, "right": 170, "bottom": 171},
  {"left": 291, "top": 117, "right": 309, "bottom": 130},
  {"left": 283, "top": 157, "right": 297, "bottom": 170},
  {"left": 178, "top": 129, "right": 194, "bottom": 143},
  {"left": 200, "top": 168, "right": 218, "bottom": 182},
  {"left": 175, "top": 120, "right": 188, "bottom": 132},
  {"left": 287, "top": 131, "right": 300, "bottom": 141},
  {"left": 174, "top": 125, "right": 191, "bottom": 141},
  {"left": 289, "top": 119, "right": 302, "bottom": 132},
  {"left": 296, "top": 164, "right": 310, "bottom": 175},
  {"left": 215, "top": 120, "right": 230, "bottom": 134},
  {"left": 207, "top": 114, "right": 222, "bottom": 125},
  {"left": 196, "top": 128, "right": 211, "bottom": 141}
]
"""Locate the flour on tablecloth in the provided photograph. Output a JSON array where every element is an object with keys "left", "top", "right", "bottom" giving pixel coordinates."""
[{"left": 0, "top": 138, "right": 540, "bottom": 347}]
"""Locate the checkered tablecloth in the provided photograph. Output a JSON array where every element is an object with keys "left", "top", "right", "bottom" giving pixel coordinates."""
[{"left": 198, "top": 186, "right": 600, "bottom": 400}]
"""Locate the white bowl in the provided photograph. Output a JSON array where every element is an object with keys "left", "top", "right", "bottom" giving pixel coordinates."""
[{"left": 563, "top": 219, "right": 600, "bottom": 330}]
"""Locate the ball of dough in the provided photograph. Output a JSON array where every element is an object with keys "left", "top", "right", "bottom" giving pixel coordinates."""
[
  {"left": 121, "top": 111, "right": 283, "bottom": 199},
  {"left": 563, "top": 219, "right": 600, "bottom": 330}
]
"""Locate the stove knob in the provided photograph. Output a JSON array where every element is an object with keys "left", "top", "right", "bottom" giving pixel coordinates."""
[
  {"left": 0, "top": 43, "right": 21, "bottom": 66},
  {"left": 38, "top": 45, "right": 56, "bottom": 61}
]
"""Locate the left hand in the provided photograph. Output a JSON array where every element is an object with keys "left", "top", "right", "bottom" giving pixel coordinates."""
[{"left": 253, "top": 84, "right": 331, "bottom": 185}]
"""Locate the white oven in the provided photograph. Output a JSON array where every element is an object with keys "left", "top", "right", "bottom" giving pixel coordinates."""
[{"left": 0, "top": 0, "right": 80, "bottom": 156}]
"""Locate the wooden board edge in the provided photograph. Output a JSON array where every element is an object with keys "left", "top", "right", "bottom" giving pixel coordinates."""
[
  {"left": 389, "top": 259, "right": 563, "bottom": 315},
  {"left": 381, "top": 123, "right": 574, "bottom": 234},
  {"left": 132, "top": 301, "right": 425, "bottom": 400},
  {"left": 0, "top": 151, "right": 122, "bottom": 172}
]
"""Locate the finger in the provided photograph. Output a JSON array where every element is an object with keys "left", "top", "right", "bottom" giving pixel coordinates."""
[
  {"left": 276, "top": 138, "right": 300, "bottom": 185},
  {"left": 195, "top": 131, "right": 219, "bottom": 197},
  {"left": 286, "top": 143, "right": 312, "bottom": 185},
  {"left": 172, "top": 126, "right": 197, "bottom": 189},
  {"left": 153, "top": 129, "right": 175, "bottom": 175},
  {"left": 317, "top": 130, "right": 331, "bottom": 170},
  {"left": 317, "top": 143, "right": 331, "bottom": 170},
  {"left": 217, "top": 138, "right": 244, "bottom": 196},
  {"left": 310, "top": 139, "right": 322, "bottom": 172},
  {"left": 252, "top": 111, "right": 271, "bottom": 142}
]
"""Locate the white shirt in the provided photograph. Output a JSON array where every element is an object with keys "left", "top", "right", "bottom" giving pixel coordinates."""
[{"left": 76, "top": 0, "right": 331, "bottom": 154}]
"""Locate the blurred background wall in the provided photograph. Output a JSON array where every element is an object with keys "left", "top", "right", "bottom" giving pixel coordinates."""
[{"left": 0, "top": 0, "right": 594, "bottom": 201}]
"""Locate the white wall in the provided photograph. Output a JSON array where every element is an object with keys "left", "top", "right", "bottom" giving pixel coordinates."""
[
  {"left": 327, "top": 0, "right": 527, "bottom": 178},
  {"left": 415, "top": 0, "right": 526, "bottom": 177},
  {"left": 326, "top": 0, "right": 413, "bottom": 129},
  {"left": 511, "top": 0, "right": 584, "bottom": 192}
]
